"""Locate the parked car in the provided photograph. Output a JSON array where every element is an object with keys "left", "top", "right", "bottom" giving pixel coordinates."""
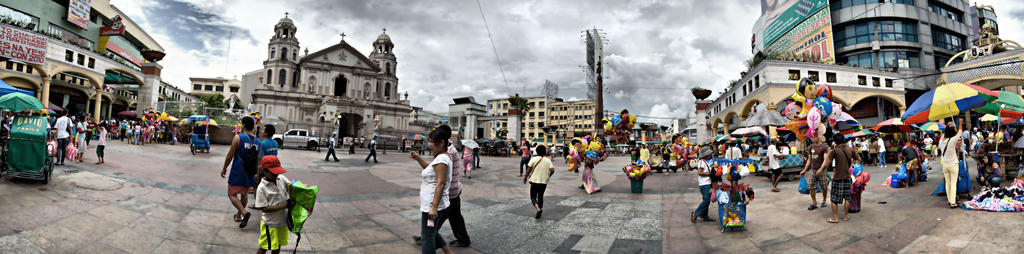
[{"left": 272, "top": 129, "right": 322, "bottom": 151}]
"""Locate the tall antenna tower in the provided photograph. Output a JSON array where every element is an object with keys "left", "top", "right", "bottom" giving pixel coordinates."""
[{"left": 581, "top": 28, "right": 608, "bottom": 136}]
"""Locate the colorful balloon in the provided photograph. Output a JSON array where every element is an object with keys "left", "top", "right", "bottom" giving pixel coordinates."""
[
  {"left": 783, "top": 101, "right": 800, "bottom": 120},
  {"left": 814, "top": 96, "right": 832, "bottom": 117},
  {"left": 816, "top": 84, "right": 833, "bottom": 100}
]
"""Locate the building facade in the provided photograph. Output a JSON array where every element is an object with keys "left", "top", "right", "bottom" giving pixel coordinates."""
[
  {"left": 0, "top": 0, "right": 167, "bottom": 119},
  {"left": 829, "top": 0, "right": 974, "bottom": 94},
  {"left": 188, "top": 77, "right": 241, "bottom": 102},
  {"left": 241, "top": 15, "right": 415, "bottom": 139},
  {"left": 486, "top": 96, "right": 551, "bottom": 143},
  {"left": 547, "top": 99, "right": 596, "bottom": 145},
  {"left": 707, "top": 60, "right": 906, "bottom": 135}
]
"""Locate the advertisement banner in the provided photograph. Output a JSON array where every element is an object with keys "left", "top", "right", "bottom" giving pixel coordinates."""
[
  {"left": 764, "top": 8, "right": 835, "bottom": 64},
  {"left": 106, "top": 42, "right": 142, "bottom": 66},
  {"left": 761, "top": 0, "right": 829, "bottom": 48},
  {"left": 0, "top": 24, "right": 48, "bottom": 64},
  {"left": 99, "top": 16, "right": 125, "bottom": 36},
  {"left": 67, "top": 0, "right": 92, "bottom": 30}
]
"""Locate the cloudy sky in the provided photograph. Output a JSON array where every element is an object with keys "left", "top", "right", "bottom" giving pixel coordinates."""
[{"left": 113, "top": 0, "right": 1024, "bottom": 124}]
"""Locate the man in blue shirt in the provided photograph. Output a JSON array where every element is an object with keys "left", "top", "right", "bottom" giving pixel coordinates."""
[{"left": 260, "top": 124, "right": 278, "bottom": 158}]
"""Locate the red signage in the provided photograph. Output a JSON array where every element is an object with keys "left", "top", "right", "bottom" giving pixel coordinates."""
[
  {"left": 0, "top": 24, "right": 47, "bottom": 64},
  {"left": 106, "top": 42, "right": 141, "bottom": 66},
  {"left": 100, "top": 16, "right": 125, "bottom": 36}
]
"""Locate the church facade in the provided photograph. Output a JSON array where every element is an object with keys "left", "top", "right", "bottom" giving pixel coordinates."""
[{"left": 241, "top": 15, "right": 418, "bottom": 139}]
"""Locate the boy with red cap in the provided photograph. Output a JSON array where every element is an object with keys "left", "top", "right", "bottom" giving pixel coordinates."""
[{"left": 253, "top": 155, "right": 294, "bottom": 254}]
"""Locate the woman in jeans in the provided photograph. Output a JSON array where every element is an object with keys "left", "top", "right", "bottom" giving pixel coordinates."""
[
  {"left": 409, "top": 125, "right": 454, "bottom": 254},
  {"left": 524, "top": 145, "right": 554, "bottom": 219},
  {"left": 519, "top": 140, "right": 531, "bottom": 176}
]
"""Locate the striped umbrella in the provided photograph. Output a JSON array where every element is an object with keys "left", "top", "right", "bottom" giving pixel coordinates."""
[
  {"left": 916, "top": 122, "right": 946, "bottom": 132},
  {"left": 844, "top": 128, "right": 874, "bottom": 138},
  {"left": 902, "top": 83, "right": 998, "bottom": 124},
  {"left": 872, "top": 118, "right": 914, "bottom": 133},
  {"left": 713, "top": 135, "right": 729, "bottom": 142}
]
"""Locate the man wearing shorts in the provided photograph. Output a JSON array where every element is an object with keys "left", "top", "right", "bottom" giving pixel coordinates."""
[
  {"left": 800, "top": 133, "right": 829, "bottom": 210},
  {"left": 819, "top": 133, "right": 859, "bottom": 223}
]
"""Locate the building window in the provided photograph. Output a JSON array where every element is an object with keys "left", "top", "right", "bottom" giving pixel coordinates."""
[
  {"left": 835, "top": 20, "right": 918, "bottom": 48},
  {"left": 76, "top": 54, "right": 85, "bottom": 65},
  {"left": 266, "top": 70, "right": 272, "bottom": 84},
  {"left": 858, "top": 75, "right": 867, "bottom": 86},
  {"left": 230, "top": 87, "right": 239, "bottom": 93},
  {"left": 826, "top": 72, "right": 837, "bottom": 83},
  {"left": 788, "top": 69, "right": 800, "bottom": 80},
  {"left": 885, "top": 79, "right": 894, "bottom": 88},
  {"left": 934, "top": 53, "right": 961, "bottom": 70},
  {"left": 808, "top": 71, "right": 819, "bottom": 82},
  {"left": 932, "top": 27, "right": 966, "bottom": 52},
  {"left": 831, "top": 0, "right": 915, "bottom": 11},
  {"left": 384, "top": 83, "right": 391, "bottom": 98},
  {"left": 88, "top": 58, "right": 95, "bottom": 68},
  {"left": 281, "top": 48, "right": 288, "bottom": 60},
  {"left": 205, "top": 85, "right": 213, "bottom": 91},
  {"left": 929, "top": 1, "right": 963, "bottom": 22},
  {"left": 278, "top": 69, "right": 287, "bottom": 86},
  {"left": 193, "top": 84, "right": 201, "bottom": 90},
  {"left": 754, "top": 75, "right": 760, "bottom": 87},
  {"left": 539, "top": 112, "right": 545, "bottom": 117},
  {"left": 334, "top": 75, "right": 347, "bottom": 96},
  {"left": 872, "top": 77, "right": 881, "bottom": 87},
  {"left": 839, "top": 50, "right": 921, "bottom": 69},
  {"left": 215, "top": 86, "right": 224, "bottom": 92}
]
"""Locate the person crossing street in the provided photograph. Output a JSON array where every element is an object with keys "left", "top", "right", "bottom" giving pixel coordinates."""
[{"left": 326, "top": 133, "right": 339, "bottom": 162}]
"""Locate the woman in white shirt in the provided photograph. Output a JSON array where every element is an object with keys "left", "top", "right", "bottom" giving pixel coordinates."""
[
  {"left": 409, "top": 125, "right": 454, "bottom": 254},
  {"left": 524, "top": 145, "right": 554, "bottom": 219}
]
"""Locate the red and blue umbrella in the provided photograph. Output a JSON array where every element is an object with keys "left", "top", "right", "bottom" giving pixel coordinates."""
[{"left": 902, "top": 83, "right": 998, "bottom": 124}]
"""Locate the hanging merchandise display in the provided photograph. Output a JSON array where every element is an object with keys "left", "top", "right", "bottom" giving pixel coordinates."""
[{"left": 960, "top": 179, "right": 1024, "bottom": 212}]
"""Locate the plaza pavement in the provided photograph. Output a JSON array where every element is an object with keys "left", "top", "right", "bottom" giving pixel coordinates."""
[{"left": 0, "top": 140, "right": 1021, "bottom": 253}]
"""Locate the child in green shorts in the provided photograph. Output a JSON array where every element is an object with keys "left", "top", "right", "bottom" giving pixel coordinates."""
[{"left": 253, "top": 155, "right": 293, "bottom": 253}]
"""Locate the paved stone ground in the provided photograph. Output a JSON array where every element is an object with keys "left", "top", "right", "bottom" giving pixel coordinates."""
[{"left": 0, "top": 140, "right": 1021, "bottom": 253}]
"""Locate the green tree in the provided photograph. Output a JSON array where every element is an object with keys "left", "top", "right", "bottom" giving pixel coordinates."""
[{"left": 199, "top": 93, "right": 226, "bottom": 108}]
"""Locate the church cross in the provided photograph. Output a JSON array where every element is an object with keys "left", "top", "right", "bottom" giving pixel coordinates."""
[
  {"left": 382, "top": 27, "right": 386, "bottom": 33},
  {"left": 285, "top": 12, "right": 289, "bottom": 18},
  {"left": 340, "top": 32, "right": 346, "bottom": 41}
]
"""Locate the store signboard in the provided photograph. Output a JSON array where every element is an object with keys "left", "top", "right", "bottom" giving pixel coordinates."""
[
  {"left": 0, "top": 24, "right": 47, "bottom": 64},
  {"left": 761, "top": 0, "right": 829, "bottom": 48},
  {"left": 106, "top": 41, "right": 142, "bottom": 66},
  {"left": 67, "top": 0, "right": 92, "bottom": 30},
  {"left": 764, "top": 7, "right": 835, "bottom": 64}
]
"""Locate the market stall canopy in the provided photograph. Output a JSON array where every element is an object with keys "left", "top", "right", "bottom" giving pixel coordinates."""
[
  {"left": 410, "top": 134, "right": 425, "bottom": 140},
  {"left": 713, "top": 135, "right": 730, "bottom": 142},
  {"left": 845, "top": 128, "right": 874, "bottom": 138},
  {"left": 916, "top": 122, "right": 946, "bottom": 132},
  {"left": 739, "top": 104, "right": 788, "bottom": 127},
  {"left": 835, "top": 112, "right": 862, "bottom": 131},
  {"left": 47, "top": 102, "right": 63, "bottom": 112},
  {"left": 730, "top": 126, "right": 767, "bottom": 137},
  {"left": 872, "top": 118, "right": 913, "bottom": 133},
  {"left": 0, "top": 79, "right": 34, "bottom": 96},
  {"left": 117, "top": 110, "right": 137, "bottom": 118},
  {"left": 974, "top": 91, "right": 1024, "bottom": 120},
  {"left": 0, "top": 92, "right": 43, "bottom": 112}
]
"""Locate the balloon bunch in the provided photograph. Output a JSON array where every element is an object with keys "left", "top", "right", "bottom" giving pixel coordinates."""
[
  {"left": 851, "top": 163, "right": 871, "bottom": 194},
  {"left": 603, "top": 109, "right": 637, "bottom": 144},
  {"left": 566, "top": 135, "right": 607, "bottom": 172},
  {"left": 249, "top": 112, "right": 262, "bottom": 125},
  {"left": 781, "top": 78, "right": 846, "bottom": 142},
  {"left": 669, "top": 134, "right": 692, "bottom": 167},
  {"left": 623, "top": 162, "right": 652, "bottom": 180}
]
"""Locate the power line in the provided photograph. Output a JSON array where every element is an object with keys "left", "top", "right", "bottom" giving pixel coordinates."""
[{"left": 476, "top": 0, "right": 512, "bottom": 94}]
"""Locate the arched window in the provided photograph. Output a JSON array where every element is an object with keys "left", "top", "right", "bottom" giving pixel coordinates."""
[
  {"left": 386, "top": 63, "right": 391, "bottom": 74},
  {"left": 281, "top": 48, "right": 288, "bottom": 60},
  {"left": 278, "top": 69, "right": 286, "bottom": 86},
  {"left": 292, "top": 51, "right": 297, "bottom": 60},
  {"left": 334, "top": 75, "right": 347, "bottom": 97},
  {"left": 384, "top": 83, "right": 391, "bottom": 98},
  {"left": 270, "top": 48, "right": 275, "bottom": 59},
  {"left": 265, "top": 70, "right": 272, "bottom": 84}
]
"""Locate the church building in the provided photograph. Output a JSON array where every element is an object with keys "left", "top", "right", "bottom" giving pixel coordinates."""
[{"left": 241, "top": 14, "right": 418, "bottom": 139}]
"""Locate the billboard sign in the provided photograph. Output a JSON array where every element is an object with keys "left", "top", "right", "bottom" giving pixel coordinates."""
[
  {"left": 764, "top": 7, "right": 835, "bottom": 64},
  {"left": 100, "top": 16, "right": 125, "bottom": 36},
  {"left": 67, "top": 0, "right": 92, "bottom": 30},
  {"left": 0, "top": 24, "right": 48, "bottom": 64},
  {"left": 761, "top": 0, "right": 829, "bottom": 48}
]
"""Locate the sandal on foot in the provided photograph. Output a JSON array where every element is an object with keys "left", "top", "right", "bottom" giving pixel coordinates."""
[
  {"left": 949, "top": 203, "right": 959, "bottom": 208},
  {"left": 808, "top": 205, "right": 818, "bottom": 210},
  {"left": 238, "top": 212, "right": 251, "bottom": 228},
  {"left": 691, "top": 212, "right": 697, "bottom": 224},
  {"left": 827, "top": 218, "right": 840, "bottom": 223}
]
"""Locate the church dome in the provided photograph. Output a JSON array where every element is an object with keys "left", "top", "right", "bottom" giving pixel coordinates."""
[
  {"left": 278, "top": 16, "right": 293, "bottom": 25},
  {"left": 375, "top": 31, "right": 392, "bottom": 44}
]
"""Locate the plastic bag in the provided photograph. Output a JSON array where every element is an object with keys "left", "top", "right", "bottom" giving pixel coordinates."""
[
  {"left": 895, "top": 164, "right": 908, "bottom": 180},
  {"left": 890, "top": 174, "right": 901, "bottom": 188},
  {"left": 798, "top": 176, "right": 810, "bottom": 194}
]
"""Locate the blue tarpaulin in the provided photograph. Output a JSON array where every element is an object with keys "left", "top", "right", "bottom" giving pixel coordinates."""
[{"left": 0, "top": 79, "right": 34, "bottom": 96}]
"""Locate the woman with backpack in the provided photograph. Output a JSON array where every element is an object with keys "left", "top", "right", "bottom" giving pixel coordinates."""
[{"left": 220, "top": 116, "right": 260, "bottom": 228}]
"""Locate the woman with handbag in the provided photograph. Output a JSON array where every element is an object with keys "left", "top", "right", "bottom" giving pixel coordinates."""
[{"left": 939, "top": 119, "right": 963, "bottom": 208}]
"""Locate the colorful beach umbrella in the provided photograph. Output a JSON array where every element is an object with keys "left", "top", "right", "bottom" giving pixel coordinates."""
[
  {"left": 902, "top": 83, "right": 999, "bottom": 124},
  {"left": 917, "top": 122, "right": 946, "bottom": 132},
  {"left": 0, "top": 92, "right": 44, "bottom": 112},
  {"left": 973, "top": 91, "right": 1024, "bottom": 120},
  {"left": 835, "top": 112, "right": 861, "bottom": 131},
  {"left": 410, "top": 134, "right": 425, "bottom": 140},
  {"left": 872, "top": 118, "right": 913, "bottom": 133},
  {"left": 980, "top": 114, "right": 1000, "bottom": 122}
]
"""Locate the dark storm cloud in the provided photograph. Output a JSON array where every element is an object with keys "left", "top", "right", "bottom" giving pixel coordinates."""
[{"left": 142, "top": 0, "right": 257, "bottom": 60}]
